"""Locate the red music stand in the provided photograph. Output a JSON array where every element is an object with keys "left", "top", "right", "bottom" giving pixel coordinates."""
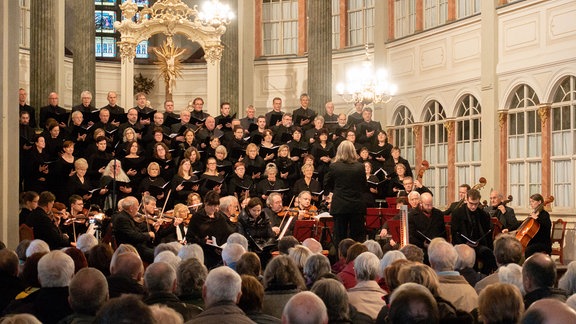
[{"left": 293, "top": 220, "right": 317, "bottom": 243}]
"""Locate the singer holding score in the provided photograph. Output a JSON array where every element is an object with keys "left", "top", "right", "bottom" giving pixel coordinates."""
[{"left": 450, "top": 188, "right": 496, "bottom": 274}]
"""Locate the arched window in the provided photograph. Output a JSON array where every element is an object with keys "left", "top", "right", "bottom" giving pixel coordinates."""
[
  {"left": 455, "top": 94, "right": 481, "bottom": 191},
  {"left": 507, "top": 84, "right": 541, "bottom": 207},
  {"left": 551, "top": 75, "right": 576, "bottom": 209},
  {"left": 391, "top": 106, "right": 415, "bottom": 164},
  {"left": 423, "top": 100, "right": 447, "bottom": 204}
]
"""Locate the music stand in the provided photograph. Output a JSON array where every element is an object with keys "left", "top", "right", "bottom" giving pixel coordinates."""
[
  {"left": 314, "top": 213, "right": 334, "bottom": 249},
  {"left": 293, "top": 220, "right": 317, "bottom": 243}
]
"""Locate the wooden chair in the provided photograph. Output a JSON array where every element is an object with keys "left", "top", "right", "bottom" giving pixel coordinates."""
[
  {"left": 551, "top": 218, "right": 567, "bottom": 264},
  {"left": 19, "top": 224, "right": 34, "bottom": 242}
]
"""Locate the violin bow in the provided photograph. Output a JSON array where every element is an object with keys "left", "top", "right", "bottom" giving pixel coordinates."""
[
  {"left": 159, "top": 189, "right": 172, "bottom": 223},
  {"left": 279, "top": 195, "right": 296, "bottom": 230}
]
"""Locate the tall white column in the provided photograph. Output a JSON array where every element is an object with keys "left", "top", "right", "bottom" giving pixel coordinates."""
[
  {"left": 0, "top": 0, "right": 21, "bottom": 249},
  {"left": 206, "top": 61, "right": 221, "bottom": 116},
  {"left": 120, "top": 59, "right": 135, "bottom": 109}
]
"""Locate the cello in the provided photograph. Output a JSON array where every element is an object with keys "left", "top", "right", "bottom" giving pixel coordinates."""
[{"left": 515, "top": 196, "right": 554, "bottom": 249}]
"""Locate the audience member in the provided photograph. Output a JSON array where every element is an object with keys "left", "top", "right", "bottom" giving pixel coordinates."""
[
  {"left": 59, "top": 267, "right": 109, "bottom": 323},
  {"left": 0, "top": 249, "right": 25, "bottom": 312},
  {"left": 282, "top": 291, "right": 328, "bottom": 324},
  {"left": 311, "top": 278, "right": 373, "bottom": 324},
  {"left": 521, "top": 298, "right": 576, "bottom": 323},
  {"left": 347, "top": 251, "right": 387, "bottom": 320},
  {"left": 25, "top": 239, "right": 49, "bottom": 258},
  {"left": 302, "top": 238, "right": 323, "bottom": 254},
  {"left": 475, "top": 234, "right": 523, "bottom": 293},
  {"left": 277, "top": 236, "right": 300, "bottom": 255},
  {"left": 522, "top": 252, "right": 568, "bottom": 308},
  {"left": 381, "top": 283, "right": 439, "bottom": 324},
  {"left": 288, "top": 245, "right": 312, "bottom": 272},
  {"left": 143, "top": 261, "right": 201, "bottom": 321},
  {"left": 154, "top": 250, "right": 182, "bottom": 270},
  {"left": 94, "top": 294, "right": 155, "bottom": 324},
  {"left": 106, "top": 252, "right": 145, "bottom": 298},
  {"left": 75, "top": 233, "right": 98, "bottom": 255},
  {"left": 222, "top": 242, "right": 246, "bottom": 271},
  {"left": 337, "top": 242, "right": 368, "bottom": 289},
  {"left": 363, "top": 239, "right": 383, "bottom": 259},
  {"left": 498, "top": 263, "right": 524, "bottom": 294},
  {"left": 236, "top": 252, "right": 262, "bottom": 279},
  {"left": 262, "top": 255, "right": 306, "bottom": 319},
  {"left": 332, "top": 238, "right": 355, "bottom": 274},
  {"left": 3, "top": 251, "right": 74, "bottom": 324},
  {"left": 303, "top": 254, "right": 331, "bottom": 289},
  {"left": 227, "top": 232, "right": 249, "bottom": 251},
  {"left": 177, "top": 243, "right": 204, "bottom": 264},
  {"left": 238, "top": 275, "right": 281, "bottom": 324},
  {"left": 63, "top": 247, "right": 88, "bottom": 273},
  {"left": 188, "top": 266, "right": 254, "bottom": 323},
  {"left": 176, "top": 258, "right": 207, "bottom": 309},
  {"left": 87, "top": 243, "right": 113, "bottom": 277},
  {"left": 148, "top": 304, "right": 184, "bottom": 324},
  {"left": 428, "top": 238, "right": 478, "bottom": 313},
  {"left": 559, "top": 260, "right": 576, "bottom": 296},
  {"left": 454, "top": 244, "right": 485, "bottom": 286},
  {"left": 478, "top": 283, "right": 524, "bottom": 324},
  {"left": 399, "top": 243, "right": 424, "bottom": 263}
]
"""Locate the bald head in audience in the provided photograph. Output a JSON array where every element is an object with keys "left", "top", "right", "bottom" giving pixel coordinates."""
[
  {"left": 69, "top": 267, "right": 109, "bottom": 316},
  {"left": 110, "top": 252, "right": 144, "bottom": 281},
  {"left": 282, "top": 291, "right": 328, "bottom": 324},
  {"left": 521, "top": 298, "right": 576, "bottom": 324}
]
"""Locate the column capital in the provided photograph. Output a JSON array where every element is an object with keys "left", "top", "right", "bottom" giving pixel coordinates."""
[
  {"left": 538, "top": 104, "right": 551, "bottom": 124},
  {"left": 498, "top": 110, "right": 508, "bottom": 129},
  {"left": 412, "top": 124, "right": 422, "bottom": 137},
  {"left": 443, "top": 119, "right": 455, "bottom": 137}
]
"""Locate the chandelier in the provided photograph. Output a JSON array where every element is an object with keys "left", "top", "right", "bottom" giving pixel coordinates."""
[
  {"left": 197, "top": 0, "right": 235, "bottom": 28},
  {"left": 336, "top": 45, "right": 397, "bottom": 105}
]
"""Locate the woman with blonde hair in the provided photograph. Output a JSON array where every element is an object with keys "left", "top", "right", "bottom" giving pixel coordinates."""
[{"left": 324, "top": 140, "right": 367, "bottom": 245}]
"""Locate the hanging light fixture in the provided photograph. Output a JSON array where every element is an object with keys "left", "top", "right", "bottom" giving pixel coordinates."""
[
  {"left": 197, "top": 0, "right": 234, "bottom": 28},
  {"left": 336, "top": 45, "right": 397, "bottom": 105}
]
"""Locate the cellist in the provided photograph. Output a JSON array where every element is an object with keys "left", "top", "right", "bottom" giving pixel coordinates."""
[{"left": 521, "top": 193, "right": 552, "bottom": 258}]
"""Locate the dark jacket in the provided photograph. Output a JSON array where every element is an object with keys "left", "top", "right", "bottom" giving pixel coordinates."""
[
  {"left": 324, "top": 161, "right": 367, "bottom": 216},
  {"left": 188, "top": 301, "right": 255, "bottom": 324},
  {"left": 27, "top": 207, "right": 70, "bottom": 250},
  {"left": 3, "top": 287, "right": 72, "bottom": 324},
  {"left": 524, "top": 287, "right": 568, "bottom": 309},
  {"left": 106, "top": 274, "right": 145, "bottom": 298},
  {"left": 450, "top": 204, "right": 493, "bottom": 250},
  {"left": 143, "top": 291, "right": 202, "bottom": 321},
  {"left": 408, "top": 207, "right": 446, "bottom": 249}
]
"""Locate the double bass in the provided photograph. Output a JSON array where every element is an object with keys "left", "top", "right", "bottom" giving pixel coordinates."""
[{"left": 515, "top": 196, "right": 554, "bottom": 249}]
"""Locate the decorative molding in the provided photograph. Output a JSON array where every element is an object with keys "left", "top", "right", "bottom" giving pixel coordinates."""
[
  {"left": 412, "top": 124, "right": 421, "bottom": 137},
  {"left": 114, "top": 0, "right": 229, "bottom": 63},
  {"left": 443, "top": 120, "right": 454, "bottom": 137},
  {"left": 538, "top": 105, "right": 550, "bottom": 124},
  {"left": 498, "top": 111, "right": 508, "bottom": 129}
]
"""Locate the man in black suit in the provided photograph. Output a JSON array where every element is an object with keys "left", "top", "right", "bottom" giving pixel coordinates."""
[
  {"left": 292, "top": 93, "right": 317, "bottom": 132},
  {"left": 40, "top": 92, "right": 68, "bottom": 129},
  {"left": 409, "top": 192, "right": 446, "bottom": 250},
  {"left": 355, "top": 107, "right": 382, "bottom": 147},
  {"left": 19, "top": 88, "right": 36, "bottom": 128},
  {"left": 451, "top": 188, "right": 496, "bottom": 274},
  {"left": 26, "top": 191, "right": 70, "bottom": 250},
  {"left": 112, "top": 196, "right": 155, "bottom": 263}
]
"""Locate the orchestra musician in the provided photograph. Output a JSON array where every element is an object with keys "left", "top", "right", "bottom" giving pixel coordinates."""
[
  {"left": 523, "top": 194, "right": 552, "bottom": 258},
  {"left": 294, "top": 191, "right": 318, "bottom": 220},
  {"left": 485, "top": 190, "right": 520, "bottom": 232},
  {"left": 444, "top": 184, "right": 470, "bottom": 215},
  {"left": 112, "top": 196, "right": 155, "bottom": 263},
  {"left": 26, "top": 191, "right": 71, "bottom": 250},
  {"left": 450, "top": 189, "right": 496, "bottom": 274},
  {"left": 219, "top": 195, "right": 241, "bottom": 230},
  {"left": 65, "top": 195, "right": 89, "bottom": 239},
  {"left": 263, "top": 192, "right": 287, "bottom": 236},
  {"left": 237, "top": 197, "right": 276, "bottom": 251}
]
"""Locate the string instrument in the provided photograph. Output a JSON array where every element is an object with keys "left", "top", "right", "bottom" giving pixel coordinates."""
[
  {"left": 515, "top": 196, "right": 554, "bottom": 248},
  {"left": 471, "top": 177, "right": 487, "bottom": 190},
  {"left": 502, "top": 195, "right": 513, "bottom": 206},
  {"left": 399, "top": 205, "right": 409, "bottom": 248},
  {"left": 278, "top": 196, "right": 296, "bottom": 230},
  {"left": 416, "top": 160, "right": 430, "bottom": 183},
  {"left": 298, "top": 205, "right": 318, "bottom": 220}
]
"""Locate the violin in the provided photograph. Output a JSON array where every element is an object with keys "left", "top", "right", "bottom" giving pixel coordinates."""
[
  {"left": 515, "top": 196, "right": 554, "bottom": 249},
  {"left": 298, "top": 205, "right": 318, "bottom": 220},
  {"left": 277, "top": 207, "right": 299, "bottom": 218}
]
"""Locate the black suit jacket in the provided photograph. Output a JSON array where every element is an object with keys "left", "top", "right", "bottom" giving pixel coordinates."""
[
  {"left": 112, "top": 210, "right": 151, "bottom": 247},
  {"left": 450, "top": 205, "right": 493, "bottom": 249},
  {"left": 408, "top": 207, "right": 446, "bottom": 249},
  {"left": 324, "top": 161, "right": 367, "bottom": 216}
]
